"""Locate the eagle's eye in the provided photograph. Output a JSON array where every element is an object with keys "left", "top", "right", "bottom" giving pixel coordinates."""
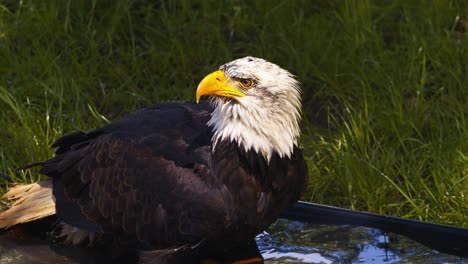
[{"left": 238, "top": 79, "right": 254, "bottom": 89}]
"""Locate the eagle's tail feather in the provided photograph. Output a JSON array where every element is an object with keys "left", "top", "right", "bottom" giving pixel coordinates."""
[{"left": 0, "top": 179, "right": 56, "bottom": 228}]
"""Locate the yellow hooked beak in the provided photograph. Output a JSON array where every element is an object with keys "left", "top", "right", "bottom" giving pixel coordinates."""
[{"left": 196, "top": 70, "right": 246, "bottom": 103}]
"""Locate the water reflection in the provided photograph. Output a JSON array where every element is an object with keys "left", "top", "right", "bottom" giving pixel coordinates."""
[{"left": 258, "top": 219, "right": 467, "bottom": 263}]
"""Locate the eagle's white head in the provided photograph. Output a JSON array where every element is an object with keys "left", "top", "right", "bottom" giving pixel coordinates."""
[{"left": 196, "top": 57, "right": 302, "bottom": 161}]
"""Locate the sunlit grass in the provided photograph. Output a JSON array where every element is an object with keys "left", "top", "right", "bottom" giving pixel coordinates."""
[{"left": 0, "top": 0, "right": 466, "bottom": 226}]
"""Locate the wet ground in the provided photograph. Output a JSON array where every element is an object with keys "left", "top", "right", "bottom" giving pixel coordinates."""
[{"left": 0, "top": 219, "right": 466, "bottom": 263}]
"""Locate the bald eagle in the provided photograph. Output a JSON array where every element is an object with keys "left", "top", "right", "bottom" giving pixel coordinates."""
[{"left": 0, "top": 57, "right": 308, "bottom": 263}]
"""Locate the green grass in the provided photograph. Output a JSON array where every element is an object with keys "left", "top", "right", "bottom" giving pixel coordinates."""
[{"left": 0, "top": 0, "right": 467, "bottom": 227}]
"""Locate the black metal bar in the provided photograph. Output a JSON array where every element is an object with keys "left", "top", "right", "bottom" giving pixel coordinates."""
[{"left": 281, "top": 201, "right": 468, "bottom": 258}]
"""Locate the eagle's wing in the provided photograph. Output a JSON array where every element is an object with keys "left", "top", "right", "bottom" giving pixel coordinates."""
[{"left": 41, "top": 102, "right": 230, "bottom": 248}]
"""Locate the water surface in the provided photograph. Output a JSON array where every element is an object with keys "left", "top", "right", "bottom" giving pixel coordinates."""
[
  {"left": 0, "top": 219, "right": 466, "bottom": 263},
  {"left": 259, "top": 219, "right": 467, "bottom": 263}
]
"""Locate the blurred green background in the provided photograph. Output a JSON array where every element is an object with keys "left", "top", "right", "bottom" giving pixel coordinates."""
[{"left": 0, "top": 0, "right": 466, "bottom": 226}]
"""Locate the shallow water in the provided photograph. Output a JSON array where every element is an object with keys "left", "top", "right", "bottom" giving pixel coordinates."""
[
  {"left": 258, "top": 219, "right": 467, "bottom": 263},
  {"left": 0, "top": 219, "right": 466, "bottom": 263}
]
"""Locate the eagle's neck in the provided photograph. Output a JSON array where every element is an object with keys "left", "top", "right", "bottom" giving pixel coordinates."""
[{"left": 207, "top": 98, "right": 301, "bottom": 161}]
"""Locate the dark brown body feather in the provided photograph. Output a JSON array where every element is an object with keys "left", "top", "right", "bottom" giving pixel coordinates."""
[{"left": 39, "top": 101, "right": 308, "bottom": 253}]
